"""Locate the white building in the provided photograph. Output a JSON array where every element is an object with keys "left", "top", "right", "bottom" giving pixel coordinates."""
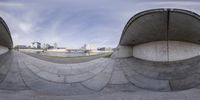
[
  {"left": 81, "top": 44, "right": 97, "bottom": 51},
  {"left": 31, "top": 42, "right": 41, "bottom": 49},
  {"left": 54, "top": 43, "right": 57, "bottom": 49}
]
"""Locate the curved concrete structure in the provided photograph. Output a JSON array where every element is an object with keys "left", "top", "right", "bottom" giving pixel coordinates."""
[
  {"left": 109, "top": 8, "right": 200, "bottom": 92},
  {"left": 0, "top": 17, "right": 13, "bottom": 48},
  {"left": 0, "top": 17, "right": 13, "bottom": 55},
  {"left": 120, "top": 8, "right": 200, "bottom": 46},
  {"left": 112, "top": 9, "right": 200, "bottom": 62}
]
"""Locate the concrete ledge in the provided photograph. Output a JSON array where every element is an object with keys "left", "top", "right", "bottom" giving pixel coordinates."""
[
  {"left": 0, "top": 45, "right": 8, "bottom": 55},
  {"left": 111, "top": 45, "right": 132, "bottom": 58}
]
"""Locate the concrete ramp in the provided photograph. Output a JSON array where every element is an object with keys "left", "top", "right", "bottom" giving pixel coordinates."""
[{"left": 0, "top": 51, "right": 199, "bottom": 94}]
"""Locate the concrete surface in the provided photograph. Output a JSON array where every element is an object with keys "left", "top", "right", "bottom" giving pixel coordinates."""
[
  {"left": 113, "top": 9, "right": 200, "bottom": 61},
  {"left": 0, "top": 17, "right": 12, "bottom": 57},
  {"left": 111, "top": 45, "right": 132, "bottom": 58},
  {"left": 132, "top": 41, "right": 200, "bottom": 61},
  {"left": 0, "top": 45, "right": 8, "bottom": 55},
  {"left": 1, "top": 89, "right": 200, "bottom": 100},
  {"left": 0, "top": 17, "right": 13, "bottom": 48},
  {"left": 119, "top": 9, "right": 200, "bottom": 46},
  {"left": 0, "top": 51, "right": 199, "bottom": 99}
]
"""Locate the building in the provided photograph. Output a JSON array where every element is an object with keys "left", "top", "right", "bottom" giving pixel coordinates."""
[
  {"left": 53, "top": 43, "right": 57, "bottom": 49},
  {"left": 14, "top": 45, "right": 28, "bottom": 49},
  {"left": 45, "top": 44, "right": 54, "bottom": 49},
  {"left": 97, "top": 47, "right": 113, "bottom": 51},
  {"left": 31, "top": 42, "right": 41, "bottom": 49},
  {"left": 80, "top": 44, "right": 97, "bottom": 51}
]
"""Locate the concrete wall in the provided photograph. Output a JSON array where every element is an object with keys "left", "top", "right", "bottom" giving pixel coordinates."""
[
  {"left": 110, "top": 9, "right": 200, "bottom": 61},
  {"left": 168, "top": 41, "right": 200, "bottom": 61},
  {"left": 111, "top": 45, "right": 133, "bottom": 58},
  {"left": 0, "top": 45, "right": 8, "bottom": 55},
  {"left": 132, "top": 41, "right": 200, "bottom": 61},
  {"left": 0, "top": 17, "right": 13, "bottom": 48},
  {"left": 132, "top": 41, "right": 168, "bottom": 61}
]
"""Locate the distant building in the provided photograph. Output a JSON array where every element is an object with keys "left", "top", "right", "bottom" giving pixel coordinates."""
[
  {"left": 45, "top": 44, "right": 54, "bottom": 49},
  {"left": 98, "top": 47, "right": 113, "bottom": 51},
  {"left": 14, "top": 45, "right": 28, "bottom": 49},
  {"left": 42, "top": 43, "right": 46, "bottom": 49},
  {"left": 54, "top": 43, "right": 57, "bottom": 49},
  {"left": 80, "top": 44, "right": 87, "bottom": 50},
  {"left": 41, "top": 43, "right": 55, "bottom": 50},
  {"left": 80, "top": 44, "right": 97, "bottom": 51},
  {"left": 31, "top": 42, "right": 41, "bottom": 49}
]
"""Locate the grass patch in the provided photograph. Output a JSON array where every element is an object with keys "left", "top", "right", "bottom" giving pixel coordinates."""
[{"left": 26, "top": 52, "right": 112, "bottom": 58}]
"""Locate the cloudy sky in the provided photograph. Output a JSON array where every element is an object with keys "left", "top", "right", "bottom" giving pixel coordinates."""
[{"left": 0, "top": 0, "right": 200, "bottom": 48}]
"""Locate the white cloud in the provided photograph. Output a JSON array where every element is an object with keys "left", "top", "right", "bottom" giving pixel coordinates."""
[
  {"left": 0, "top": 2, "right": 24, "bottom": 8},
  {"left": 19, "top": 22, "right": 32, "bottom": 33}
]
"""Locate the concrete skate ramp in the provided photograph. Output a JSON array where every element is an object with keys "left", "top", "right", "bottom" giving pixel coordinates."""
[
  {"left": 0, "top": 17, "right": 13, "bottom": 49},
  {"left": 110, "top": 8, "right": 200, "bottom": 91},
  {"left": 0, "top": 51, "right": 199, "bottom": 95},
  {"left": 120, "top": 9, "right": 200, "bottom": 46}
]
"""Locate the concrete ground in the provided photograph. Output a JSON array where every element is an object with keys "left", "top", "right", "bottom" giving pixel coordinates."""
[
  {"left": 0, "top": 89, "right": 200, "bottom": 100},
  {"left": 0, "top": 50, "right": 200, "bottom": 100},
  {"left": 23, "top": 52, "right": 111, "bottom": 64}
]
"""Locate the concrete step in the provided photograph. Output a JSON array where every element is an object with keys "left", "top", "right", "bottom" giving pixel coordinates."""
[
  {"left": 109, "top": 60, "right": 129, "bottom": 84},
  {"left": 122, "top": 63, "right": 171, "bottom": 91},
  {"left": 0, "top": 52, "right": 13, "bottom": 83},
  {"left": 17, "top": 54, "right": 95, "bottom": 96},
  {"left": 123, "top": 57, "right": 200, "bottom": 80},
  {"left": 0, "top": 55, "right": 28, "bottom": 90},
  {"left": 23, "top": 57, "right": 109, "bottom": 83},
  {"left": 169, "top": 73, "right": 200, "bottom": 90},
  {"left": 82, "top": 60, "right": 114, "bottom": 91}
]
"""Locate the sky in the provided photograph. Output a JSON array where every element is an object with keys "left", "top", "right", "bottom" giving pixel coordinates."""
[{"left": 0, "top": 0, "right": 200, "bottom": 48}]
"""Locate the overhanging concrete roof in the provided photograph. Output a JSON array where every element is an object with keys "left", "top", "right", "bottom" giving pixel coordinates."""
[
  {"left": 119, "top": 8, "right": 200, "bottom": 46},
  {"left": 0, "top": 17, "right": 13, "bottom": 48}
]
